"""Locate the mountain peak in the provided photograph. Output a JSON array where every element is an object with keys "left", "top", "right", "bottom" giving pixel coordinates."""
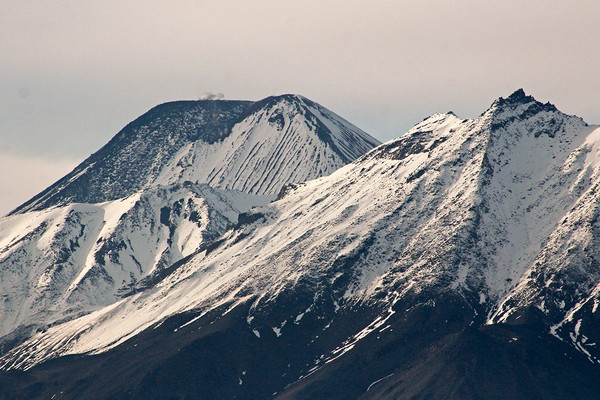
[
  {"left": 362, "top": 111, "right": 462, "bottom": 162},
  {"left": 505, "top": 88, "right": 530, "bottom": 103},
  {"left": 240, "top": 94, "right": 306, "bottom": 117},
  {"left": 490, "top": 89, "right": 558, "bottom": 114},
  {"left": 480, "top": 89, "right": 588, "bottom": 139},
  {"left": 10, "top": 95, "right": 379, "bottom": 214}
]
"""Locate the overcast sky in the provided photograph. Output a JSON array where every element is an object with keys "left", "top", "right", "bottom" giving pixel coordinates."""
[{"left": 2, "top": 1, "right": 600, "bottom": 215}]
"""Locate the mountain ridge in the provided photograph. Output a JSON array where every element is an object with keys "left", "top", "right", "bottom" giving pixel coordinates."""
[
  {"left": 2, "top": 90, "right": 600, "bottom": 399},
  {"left": 7, "top": 90, "right": 595, "bottom": 360}
]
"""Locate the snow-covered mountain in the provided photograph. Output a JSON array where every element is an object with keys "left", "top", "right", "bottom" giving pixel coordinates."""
[
  {"left": 0, "top": 95, "right": 379, "bottom": 351},
  {"left": 10, "top": 95, "right": 378, "bottom": 215},
  {"left": 3, "top": 90, "right": 600, "bottom": 399}
]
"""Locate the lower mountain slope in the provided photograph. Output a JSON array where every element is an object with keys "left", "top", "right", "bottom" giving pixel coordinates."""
[
  {"left": 3, "top": 297, "right": 600, "bottom": 400},
  {"left": 0, "top": 183, "right": 267, "bottom": 342},
  {"left": 2, "top": 90, "right": 600, "bottom": 399}
]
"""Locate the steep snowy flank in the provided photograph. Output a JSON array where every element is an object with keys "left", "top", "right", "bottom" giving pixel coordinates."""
[
  {"left": 0, "top": 183, "right": 267, "bottom": 339},
  {"left": 0, "top": 109, "right": 474, "bottom": 368},
  {"left": 10, "top": 95, "right": 379, "bottom": 215},
  {"left": 4, "top": 90, "right": 600, "bottom": 399},
  {"left": 155, "top": 95, "right": 379, "bottom": 195}
]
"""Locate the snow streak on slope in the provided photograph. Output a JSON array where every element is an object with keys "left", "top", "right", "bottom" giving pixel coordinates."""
[
  {"left": 474, "top": 92, "right": 595, "bottom": 300},
  {"left": 0, "top": 183, "right": 268, "bottom": 338},
  {"left": 157, "top": 95, "right": 379, "bottom": 195},
  {"left": 5, "top": 90, "right": 600, "bottom": 372},
  {"left": 10, "top": 96, "right": 379, "bottom": 214}
]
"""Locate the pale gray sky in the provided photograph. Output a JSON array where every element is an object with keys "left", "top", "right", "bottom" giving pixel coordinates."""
[{"left": 2, "top": 1, "right": 600, "bottom": 215}]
